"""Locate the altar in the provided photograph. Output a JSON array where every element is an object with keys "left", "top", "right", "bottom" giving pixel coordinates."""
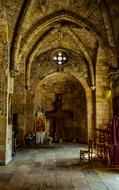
[
  {"left": 34, "top": 115, "right": 46, "bottom": 144},
  {"left": 25, "top": 93, "right": 73, "bottom": 146}
]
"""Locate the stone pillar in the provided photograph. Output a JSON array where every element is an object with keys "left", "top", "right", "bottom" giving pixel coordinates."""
[
  {"left": 96, "top": 44, "right": 112, "bottom": 126},
  {"left": 87, "top": 87, "right": 95, "bottom": 141},
  {"left": 0, "top": 74, "right": 13, "bottom": 165},
  {"left": 5, "top": 75, "right": 14, "bottom": 164},
  {"left": 0, "top": 115, "right": 6, "bottom": 165},
  {"left": 0, "top": 2, "right": 13, "bottom": 165},
  {"left": 89, "top": 87, "right": 96, "bottom": 140}
]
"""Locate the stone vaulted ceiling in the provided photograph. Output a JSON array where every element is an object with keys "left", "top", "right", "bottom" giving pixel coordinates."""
[{"left": 3, "top": 0, "right": 117, "bottom": 89}]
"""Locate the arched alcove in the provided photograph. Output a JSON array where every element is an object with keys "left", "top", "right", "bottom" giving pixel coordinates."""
[{"left": 34, "top": 73, "right": 87, "bottom": 143}]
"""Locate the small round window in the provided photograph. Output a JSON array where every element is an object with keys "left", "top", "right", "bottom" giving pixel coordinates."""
[{"left": 53, "top": 50, "right": 68, "bottom": 66}]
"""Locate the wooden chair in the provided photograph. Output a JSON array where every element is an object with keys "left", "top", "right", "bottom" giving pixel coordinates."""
[{"left": 80, "top": 140, "right": 93, "bottom": 166}]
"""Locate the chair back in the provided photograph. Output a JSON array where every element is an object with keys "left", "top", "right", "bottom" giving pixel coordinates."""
[{"left": 88, "top": 139, "right": 93, "bottom": 154}]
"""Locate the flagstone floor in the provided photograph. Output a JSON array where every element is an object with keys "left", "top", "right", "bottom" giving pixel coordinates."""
[{"left": 0, "top": 143, "right": 119, "bottom": 190}]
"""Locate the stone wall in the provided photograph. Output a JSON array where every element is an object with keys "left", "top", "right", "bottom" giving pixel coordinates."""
[{"left": 96, "top": 44, "right": 112, "bottom": 126}]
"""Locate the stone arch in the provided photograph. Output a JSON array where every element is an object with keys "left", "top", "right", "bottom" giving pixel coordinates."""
[
  {"left": 10, "top": 0, "right": 32, "bottom": 72},
  {"left": 99, "top": 0, "right": 115, "bottom": 47},
  {"left": 32, "top": 72, "right": 93, "bottom": 142},
  {"left": 10, "top": 6, "right": 115, "bottom": 72},
  {"left": 29, "top": 68, "right": 94, "bottom": 141},
  {"left": 18, "top": 10, "right": 105, "bottom": 61},
  {"left": 25, "top": 26, "right": 94, "bottom": 89}
]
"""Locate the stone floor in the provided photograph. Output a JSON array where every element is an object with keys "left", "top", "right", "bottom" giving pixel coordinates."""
[{"left": 0, "top": 143, "right": 119, "bottom": 190}]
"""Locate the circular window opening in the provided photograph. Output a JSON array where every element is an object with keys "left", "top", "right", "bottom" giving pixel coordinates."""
[{"left": 53, "top": 50, "right": 68, "bottom": 66}]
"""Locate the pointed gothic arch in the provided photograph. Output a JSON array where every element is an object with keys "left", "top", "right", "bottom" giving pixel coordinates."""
[{"left": 10, "top": 1, "right": 116, "bottom": 76}]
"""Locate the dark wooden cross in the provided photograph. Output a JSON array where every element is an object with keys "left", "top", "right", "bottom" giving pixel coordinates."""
[{"left": 46, "top": 94, "right": 73, "bottom": 141}]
